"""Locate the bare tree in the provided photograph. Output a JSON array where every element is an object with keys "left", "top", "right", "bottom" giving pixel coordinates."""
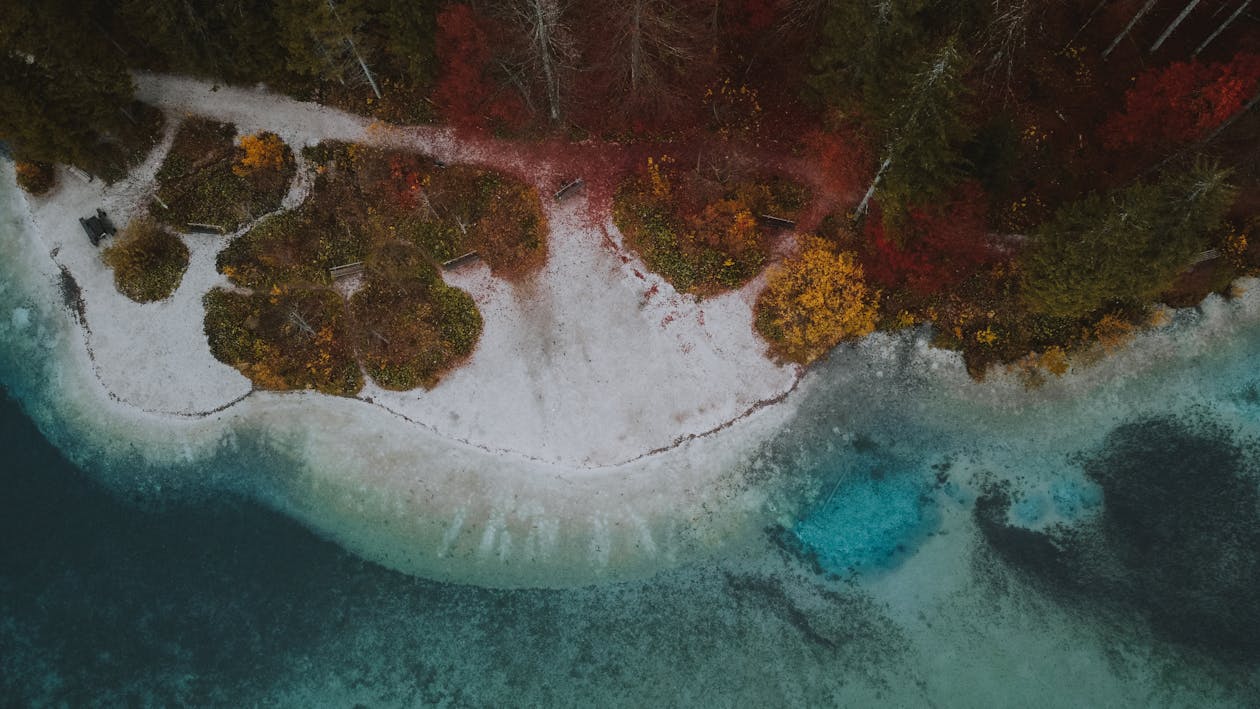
[
  {"left": 778, "top": 0, "right": 834, "bottom": 32},
  {"left": 326, "top": 0, "right": 382, "bottom": 99},
  {"left": 1195, "top": 0, "right": 1251, "bottom": 55},
  {"left": 1150, "top": 0, "right": 1201, "bottom": 52},
  {"left": 1102, "top": 0, "right": 1159, "bottom": 59},
  {"left": 621, "top": 0, "right": 693, "bottom": 97},
  {"left": 577, "top": 0, "right": 700, "bottom": 119},
  {"left": 980, "top": 0, "right": 1042, "bottom": 91},
  {"left": 494, "top": 0, "right": 575, "bottom": 123}
]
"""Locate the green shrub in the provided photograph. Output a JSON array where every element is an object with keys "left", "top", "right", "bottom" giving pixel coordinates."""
[
  {"left": 151, "top": 119, "right": 295, "bottom": 232},
  {"left": 203, "top": 287, "right": 362, "bottom": 396},
  {"left": 103, "top": 218, "right": 190, "bottom": 302},
  {"left": 349, "top": 241, "right": 482, "bottom": 390},
  {"left": 612, "top": 159, "right": 807, "bottom": 295}
]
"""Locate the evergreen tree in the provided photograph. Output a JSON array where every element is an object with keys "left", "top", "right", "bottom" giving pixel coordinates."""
[
  {"left": 809, "top": 0, "right": 978, "bottom": 117},
  {"left": 110, "top": 0, "right": 285, "bottom": 84},
  {"left": 370, "top": 0, "right": 439, "bottom": 85},
  {"left": 0, "top": 2, "right": 143, "bottom": 179},
  {"left": 275, "top": 0, "right": 371, "bottom": 88},
  {"left": 1021, "top": 161, "right": 1235, "bottom": 319},
  {"left": 873, "top": 41, "right": 973, "bottom": 221}
]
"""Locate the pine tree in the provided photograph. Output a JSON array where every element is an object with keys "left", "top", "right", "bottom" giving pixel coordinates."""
[
  {"left": 0, "top": 2, "right": 144, "bottom": 179},
  {"left": 1021, "top": 161, "right": 1235, "bottom": 319},
  {"left": 371, "top": 0, "right": 439, "bottom": 84},
  {"left": 857, "top": 41, "right": 974, "bottom": 221}
]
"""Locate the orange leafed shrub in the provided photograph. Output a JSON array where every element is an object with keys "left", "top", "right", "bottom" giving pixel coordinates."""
[
  {"left": 689, "top": 198, "right": 759, "bottom": 256},
  {"left": 233, "top": 132, "right": 288, "bottom": 176},
  {"left": 15, "top": 161, "right": 55, "bottom": 195},
  {"left": 755, "top": 236, "right": 879, "bottom": 364}
]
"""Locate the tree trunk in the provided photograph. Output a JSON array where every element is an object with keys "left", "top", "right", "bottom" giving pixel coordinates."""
[
  {"left": 855, "top": 157, "right": 892, "bottom": 219},
  {"left": 1150, "top": 0, "right": 1201, "bottom": 52},
  {"left": 1194, "top": 0, "right": 1251, "bottom": 55},
  {"left": 1102, "top": 0, "right": 1159, "bottom": 59},
  {"left": 1068, "top": 0, "right": 1113, "bottom": 47},
  {"left": 530, "top": 0, "right": 563, "bottom": 122},
  {"left": 629, "top": 0, "right": 643, "bottom": 92},
  {"left": 326, "top": 0, "right": 381, "bottom": 99}
]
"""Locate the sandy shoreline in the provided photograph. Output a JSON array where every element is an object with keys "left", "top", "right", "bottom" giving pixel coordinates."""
[
  {"left": 0, "top": 76, "right": 815, "bottom": 586},
  {"left": 28, "top": 73, "right": 801, "bottom": 467}
]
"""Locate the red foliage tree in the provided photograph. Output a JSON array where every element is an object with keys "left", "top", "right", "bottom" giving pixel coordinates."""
[
  {"left": 387, "top": 155, "right": 425, "bottom": 208},
  {"left": 862, "top": 182, "right": 994, "bottom": 296},
  {"left": 1100, "top": 52, "right": 1260, "bottom": 150},
  {"left": 434, "top": 4, "right": 526, "bottom": 130}
]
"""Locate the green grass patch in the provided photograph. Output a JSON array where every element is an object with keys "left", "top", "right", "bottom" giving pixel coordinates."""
[
  {"left": 102, "top": 218, "right": 190, "bottom": 302},
  {"left": 151, "top": 119, "right": 295, "bottom": 233}
]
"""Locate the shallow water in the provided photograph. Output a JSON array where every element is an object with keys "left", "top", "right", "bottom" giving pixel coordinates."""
[{"left": 3, "top": 168, "right": 1260, "bottom": 704}]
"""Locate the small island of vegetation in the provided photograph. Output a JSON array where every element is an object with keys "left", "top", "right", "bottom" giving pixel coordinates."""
[
  {"left": 151, "top": 119, "right": 296, "bottom": 233},
  {"left": 206, "top": 141, "right": 543, "bottom": 395},
  {"left": 102, "top": 218, "right": 190, "bottom": 303},
  {"left": 613, "top": 156, "right": 807, "bottom": 295}
]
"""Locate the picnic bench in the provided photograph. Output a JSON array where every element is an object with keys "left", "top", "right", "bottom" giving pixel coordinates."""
[
  {"left": 554, "top": 178, "right": 584, "bottom": 201},
  {"left": 329, "top": 261, "right": 365, "bottom": 280},
  {"left": 758, "top": 214, "right": 796, "bottom": 229},
  {"left": 187, "top": 222, "right": 226, "bottom": 235},
  {"left": 441, "top": 251, "right": 480, "bottom": 270},
  {"left": 79, "top": 209, "right": 117, "bottom": 246}
]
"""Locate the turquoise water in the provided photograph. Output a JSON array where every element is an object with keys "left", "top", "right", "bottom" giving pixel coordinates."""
[{"left": 3, "top": 168, "right": 1260, "bottom": 704}]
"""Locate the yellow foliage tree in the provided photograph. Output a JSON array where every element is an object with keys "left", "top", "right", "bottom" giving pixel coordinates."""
[
  {"left": 756, "top": 236, "right": 879, "bottom": 364},
  {"left": 233, "top": 132, "right": 288, "bottom": 176}
]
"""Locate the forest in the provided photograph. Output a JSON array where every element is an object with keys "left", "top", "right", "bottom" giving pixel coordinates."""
[{"left": 2, "top": 0, "right": 1258, "bottom": 376}]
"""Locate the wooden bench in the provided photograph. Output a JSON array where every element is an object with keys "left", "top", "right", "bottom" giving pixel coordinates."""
[
  {"left": 329, "top": 261, "right": 365, "bottom": 280},
  {"left": 186, "top": 222, "right": 226, "bottom": 235},
  {"left": 1189, "top": 248, "right": 1220, "bottom": 266},
  {"left": 441, "top": 251, "right": 480, "bottom": 270},
  {"left": 554, "top": 178, "right": 584, "bottom": 201},
  {"left": 758, "top": 214, "right": 796, "bottom": 229}
]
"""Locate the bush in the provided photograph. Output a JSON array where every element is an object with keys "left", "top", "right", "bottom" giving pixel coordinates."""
[
  {"left": 203, "top": 287, "right": 363, "bottom": 396},
  {"left": 755, "top": 236, "right": 879, "bottom": 364},
  {"left": 14, "top": 161, "right": 55, "bottom": 195},
  {"left": 380, "top": 153, "right": 547, "bottom": 275},
  {"left": 152, "top": 119, "right": 295, "bottom": 232},
  {"left": 613, "top": 156, "right": 808, "bottom": 295},
  {"left": 349, "top": 242, "right": 482, "bottom": 390},
  {"left": 102, "top": 218, "right": 190, "bottom": 302}
]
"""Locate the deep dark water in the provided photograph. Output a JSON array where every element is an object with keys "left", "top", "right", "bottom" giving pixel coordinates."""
[
  {"left": 0, "top": 389, "right": 907, "bottom": 706},
  {"left": 977, "top": 413, "right": 1260, "bottom": 663}
]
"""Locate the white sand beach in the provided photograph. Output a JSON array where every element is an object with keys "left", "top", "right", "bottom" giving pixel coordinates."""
[{"left": 2, "top": 76, "right": 810, "bottom": 585}]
